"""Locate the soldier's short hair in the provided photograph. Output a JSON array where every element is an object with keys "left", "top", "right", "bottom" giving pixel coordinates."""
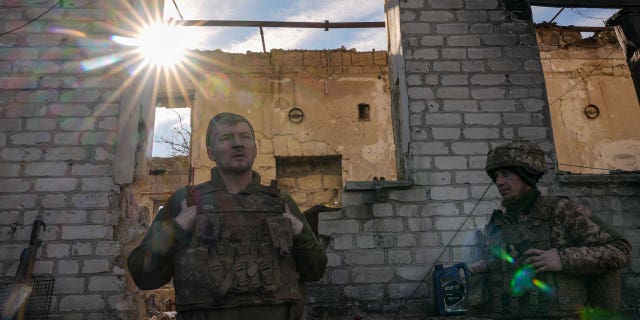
[{"left": 206, "top": 112, "right": 255, "bottom": 148}]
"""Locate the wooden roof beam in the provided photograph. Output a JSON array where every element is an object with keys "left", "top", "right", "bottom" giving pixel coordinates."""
[{"left": 530, "top": 0, "right": 640, "bottom": 8}]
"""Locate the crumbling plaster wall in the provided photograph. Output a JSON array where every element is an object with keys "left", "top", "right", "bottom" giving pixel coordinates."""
[
  {"left": 177, "top": 49, "right": 398, "bottom": 188},
  {"left": 536, "top": 25, "right": 640, "bottom": 174}
]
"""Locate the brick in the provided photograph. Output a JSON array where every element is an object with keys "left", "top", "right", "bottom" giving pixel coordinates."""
[
  {"left": 98, "top": 117, "right": 118, "bottom": 130},
  {"left": 332, "top": 235, "right": 354, "bottom": 250},
  {"left": 402, "top": 23, "right": 431, "bottom": 34},
  {"left": 430, "top": 187, "right": 468, "bottom": 200},
  {"left": 9, "top": 132, "right": 51, "bottom": 145},
  {"left": 352, "top": 267, "right": 394, "bottom": 283},
  {"left": 470, "top": 23, "right": 493, "bottom": 33},
  {"left": 487, "top": 59, "right": 522, "bottom": 71},
  {"left": 55, "top": 277, "right": 85, "bottom": 293},
  {"left": 425, "top": 113, "right": 462, "bottom": 125},
  {"left": 57, "top": 260, "right": 79, "bottom": 274},
  {"left": 405, "top": 61, "right": 429, "bottom": 73},
  {"left": 415, "top": 247, "right": 447, "bottom": 263},
  {"left": 0, "top": 195, "right": 37, "bottom": 209},
  {"left": 421, "top": 202, "right": 460, "bottom": 216},
  {"left": 410, "top": 48, "right": 439, "bottom": 60},
  {"left": 461, "top": 61, "right": 485, "bottom": 72},
  {"left": 44, "top": 210, "right": 87, "bottom": 224},
  {"left": 466, "top": 0, "right": 498, "bottom": 9},
  {"left": 407, "top": 87, "right": 434, "bottom": 99},
  {"left": 372, "top": 203, "right": 393, "bottom": 217},
  {"left": 41, "top": 194, "right": 67, "bottom": 208},
  {"left": 479, "top": 100, "right": 515, "bottom": 112},
  {"left": 46, "top": 243, "right": 71, "bottom": 258},
  {"left": 455, "top": 171, "right": 492, "bottom": 184},
  {"left": 432, "top": 127, "right": 461, "bottom": 140},
  {"left": 71, "top": 164, "right": 111, "bottom": 176},
  {"left": 398, "top": 205, "right": 419, "bottom": 217},
  {"left": 0, "top": 179, "right": 29, "bottom": 192},
  {"left": 44, "top": 147, "right": 86, "bottom": 160},
  {"left": 59, "top": 295, "right": 105, "bottom": 311},
  {"left": 436, "top": 23, "right": 468, "bottom": 34},
  {"left": 72, "top": 242, "right": 93, "bottom": 255},
  {"left": 440, "top": 74, "right": 467, "bottom": 86},
  {"left": 401, "top": 10, "right": 416, "bottom": 21},
  {"left": 443, "top": 100, "right": 477, "bottom": 112},
  {"left": 318, "top": 220, "right": 359, "bottom": 235},
  {"left": 35, "top": 178, "right": 77, "bottom": 191},
  {"left": 413, "top": 156, "right": 432, "bottom": 169},
  {"left": 0, "top": 119, "right": 20, "bottom": 132},
  {"left": 82, "top": 259, "right": 111, "bottom": 274},
  {"left": 419, "top": 35, "right": 444, "bottom": 46},
  {"left": 342, "top": 206, "right": 370, "bottom": 219},
  {"left": 464, "top": 113, "right": 501, "bottom": 125},
  {"left": 397, "top": 267, "right": 429, "bottom": 281},
  {"left": 517, "top": 127, "right": 547, "bottom": 140},
  {"left": 413, "top": 142, "right": 449, "bottom": 155},
  {"left": 434, "top": 156, "right": 467, "bottom": 170},
  {"left": 503, "top": 113, "right": 532, "bottom": 125},
  {"left": 60, "top": 90, "right": 102, "bottom": 103},
  {"left": 468, "top": 48, "right": 502, "bottom": 59},
  {"left": 437, "top": 87, "right": 470, "bottom": 99},
  {"left": 363, "top": 218, "right": 404, "bottom": 232},
  {"left": 54, "top": 132, "right": 81, "bottom": 145},
  {"left": 441, "top": 48, "right": 467, "bottom": 59},
  {"left": 81, "top": 177, "right": 114, "bottom": 191},
  {"left": 407, "top": 218, "right": 433, "bottom": 231},
  {"left": 50, "top": 103, "right": 91, "bottom": 116},
  {"left": 26, "top": 118, "right": 56, "bottom": 131},
  {"left": 419, "top": 11, "right": 455, "bottom": 23},
  {"left": 345, "top": 250, "right": 384, "bottom": 265},
  {"left": 448, "top": 35, "right": 481, "bottom": 47},
  {"left": 356, "top": 234, "right": 376, "bottom": 249},
  {"left": 413, "top": 172, "right": 451, "bottom": 186},
  {"left": 72, "top": 193, "right": 110, "bottom": 208},
  {"left": 433, "top": 61, "right": 460, "bottom": 72},
  {"left": 60, "top": 117, "right": 96, "bottom": 131},
  {"left": 457, "top": 10, "right": 488, "bottom": 21},
  {"left": 397, "top": 234, "right": 417, "bottom": 247},
  {"left": 451, "top": 142, "right": 489, "bottom": 155},
  {"left": 62, "top": 225, "right": 110, "bottom": 240},
  {"left": 471, "top": 74, "right": 507, "bottom": 85},
  {"left": 343, "top": 285, "right": 384, "bottom": 300},
  {"left": 389, "top": 250, "right": 412, "bottom": 264},
  {"left": 471, "top": 87, "right": 505, "bottom": 99},
  {"left": 463, "top": 127, "right": 500, "bottom": 139},
  {"left": 16, "top": 90, "right": 57, "bottom": 103}
]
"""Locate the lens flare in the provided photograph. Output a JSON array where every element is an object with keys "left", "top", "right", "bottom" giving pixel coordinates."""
[
  {"left": 509, "top": 265, "right": 553, "bottom": 296},
  {"left": 200, "top": 72, "right": 231, "bottom": 100},
  {"left": 47, "top": 27, "right": 86, "bottom": 38},
  {"left": 135, "top": 23, "right": 191, "bottom": 67},
  {"left": 81, "top": 54, "right": 124, "bottom": 71},
  {"left": 490, "top": 246, "right": 515, "bottom": 264}
]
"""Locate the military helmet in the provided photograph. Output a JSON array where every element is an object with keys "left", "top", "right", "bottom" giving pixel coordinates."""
[{"left": 485, "top": 141, "right": 547, "bottom": 176}]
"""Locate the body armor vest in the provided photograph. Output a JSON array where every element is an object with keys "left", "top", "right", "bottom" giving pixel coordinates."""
[
  {"left": 485, "top": 196, "right": 588, "bottom": 318},
  {"left": 172, "top": 181, "right": 302, "bottom": 311}
]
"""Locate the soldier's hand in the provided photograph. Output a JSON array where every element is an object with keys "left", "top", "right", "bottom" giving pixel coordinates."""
[
  {"left": 469, "top": 259, "right": 488, "bottom": 274},
  {"left": 174, "top": 199, "right": 197, "bottom": 231},
  {"left": 282, "top": 203, "right": 303, "bottom": 237},
  {"left": 523, "top": 248, "right": 562, "bottom": 272}
]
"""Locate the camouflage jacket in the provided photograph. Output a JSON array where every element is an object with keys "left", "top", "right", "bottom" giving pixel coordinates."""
[
  {"left": 492, "top": 195, "right": 631, "bottom": 275},
  {"left": 128, "top": 168, "right": 328, "bottom": 318}
]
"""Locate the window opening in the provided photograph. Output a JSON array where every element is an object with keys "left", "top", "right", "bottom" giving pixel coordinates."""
[{"left": 358, "top": 103, "right": 371, "bottom": 121}]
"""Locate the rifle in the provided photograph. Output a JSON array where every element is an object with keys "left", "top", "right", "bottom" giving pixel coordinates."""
[{"left": 1, "top": 218, "right": 46, "bottom": 320}]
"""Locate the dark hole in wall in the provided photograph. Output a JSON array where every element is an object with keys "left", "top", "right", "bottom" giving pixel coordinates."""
[
  {"left": 358, "top": 103, "right": 371, "bottom": 121},
  {"left": 501, "top": 0, "right": 532, "bottom": 21}
]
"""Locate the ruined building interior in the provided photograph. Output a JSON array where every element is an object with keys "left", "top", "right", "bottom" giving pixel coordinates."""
[{"left": 0, "top": 0, "right": 639, "bottom": 319}]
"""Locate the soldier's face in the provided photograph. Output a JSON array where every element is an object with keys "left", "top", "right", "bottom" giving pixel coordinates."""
[
  {"left": 207, "top": 121, "right": 257, "bottom": 175},
  {"left": 494, "top": 169, "right": 532, "bottom": 202}
]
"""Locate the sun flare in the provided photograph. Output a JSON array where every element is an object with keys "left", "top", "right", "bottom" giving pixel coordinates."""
[{"left": 135, "top": 23, "right": 192, "bottom": 67}]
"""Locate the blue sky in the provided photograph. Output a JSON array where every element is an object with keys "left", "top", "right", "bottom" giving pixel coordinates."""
[{"left": 153, "top": 2, "right": 621, "bottom": 157}]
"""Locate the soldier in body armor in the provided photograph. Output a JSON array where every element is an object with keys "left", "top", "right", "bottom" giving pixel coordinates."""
[
  {"left": 128, "top": 113, "right": 327, "bottom": 320},
  {"left": 469, "top": 141, "right": 631, "bottom": 318}
]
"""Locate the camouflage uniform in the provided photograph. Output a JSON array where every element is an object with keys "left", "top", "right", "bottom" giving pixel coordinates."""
[
  {"left": 473, "top": 141, "right": 631, "bottom": 318},
  {"left": 128, "top": 168, "right": 328, "bottom": 320}
]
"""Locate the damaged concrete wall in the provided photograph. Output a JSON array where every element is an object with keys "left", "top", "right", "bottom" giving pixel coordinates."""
[{"left": 536, "top": 25, "right": 640, "bottom": 174}]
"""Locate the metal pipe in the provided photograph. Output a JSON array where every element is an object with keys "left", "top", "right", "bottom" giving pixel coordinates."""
[
  {"left": 259, "top": 26, "right": 266, "bottom": 53},
  {"left": 549, "top": 7, "right": 565, "bottom": 23},
  {"left": 171, "top": 20, "right": 385, "bottom": 28}
]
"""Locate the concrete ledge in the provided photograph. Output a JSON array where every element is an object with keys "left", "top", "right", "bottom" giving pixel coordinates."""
[{"left": 557, "top": 173, "right": 640, "bottom": 185}]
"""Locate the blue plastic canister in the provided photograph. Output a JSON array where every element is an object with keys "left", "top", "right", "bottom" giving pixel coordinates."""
[{"left": 433, "top": 263, "right": 469, "bottom": 316}]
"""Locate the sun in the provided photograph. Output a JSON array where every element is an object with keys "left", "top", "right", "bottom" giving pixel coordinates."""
[{"left": 135, "top": 22, "right": 191, "bottom": 67}]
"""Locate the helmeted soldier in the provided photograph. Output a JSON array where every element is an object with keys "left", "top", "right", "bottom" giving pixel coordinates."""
[
  {"left": 128, "top": 113, "right": 327, "bottom": 319},
  {"left": 469, "top": 141, "right": 631, "bottom": 318}
]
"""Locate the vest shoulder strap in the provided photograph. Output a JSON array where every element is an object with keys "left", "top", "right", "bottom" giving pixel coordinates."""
[{"left": 529, "top": 196, "right": 563, "bottom": 222}]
